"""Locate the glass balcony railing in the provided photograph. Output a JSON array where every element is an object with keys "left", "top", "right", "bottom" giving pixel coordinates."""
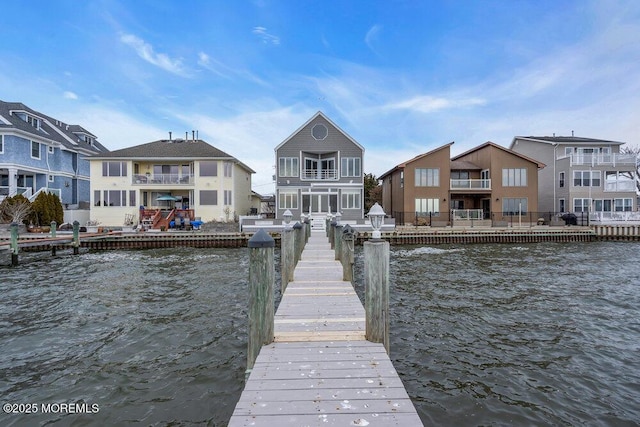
[
  {"left": 450, "top": 179, "right": 491, "bottom": 190},
  {"left": 132, "top": 174, "right": 194, "bottom": 185}
]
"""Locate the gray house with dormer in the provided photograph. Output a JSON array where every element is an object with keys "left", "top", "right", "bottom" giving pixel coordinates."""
[
  {"left": 0, "top": 100, "right": 108, "bottom": 207},
  {"left": 274, "top": 112, "right": 365, "bottom": 227}
]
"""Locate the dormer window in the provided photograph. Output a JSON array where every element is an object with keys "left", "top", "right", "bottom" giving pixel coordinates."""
[{"left": 27, "top": 115, "right": 40, "bottom": 129}]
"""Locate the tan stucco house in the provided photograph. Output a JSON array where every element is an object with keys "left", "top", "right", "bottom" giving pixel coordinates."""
[{"left": 89, "top": 138, "right": 255, "bottom": 229}]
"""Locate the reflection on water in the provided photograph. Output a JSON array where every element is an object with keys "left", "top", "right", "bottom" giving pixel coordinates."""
[{"left": 1, "top": 242, "right": 639, "bottom": 426}]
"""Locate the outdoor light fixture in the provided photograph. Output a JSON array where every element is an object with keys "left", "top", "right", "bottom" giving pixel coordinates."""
[
  {"left": 367, "top": 202, "right": 386, "bottom": 239},
  {"left": 283, "top": 209, "right": 293, "bottom": 229},
  {"left": 335, "top": 212, "right": 342, "bottom": 226}
]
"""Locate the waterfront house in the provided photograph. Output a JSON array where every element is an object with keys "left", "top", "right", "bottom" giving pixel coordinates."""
[
  {"left": 380, "top": 141, "right": 544, "bottom": 226},
  {"left": 274, "top": 112, "right": 365, "bottom": 228},
  {"left": 510, "top": 135, "right": 638, "bottom": 219},
  {"left": 89, "top": 138, "right": 255, "bottom": 229},
  {"left": 0, "top": 100, "right": 107, "bottom": 210}
]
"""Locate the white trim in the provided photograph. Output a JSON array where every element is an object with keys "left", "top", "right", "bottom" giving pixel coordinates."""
[{"left": 274, "top": 111, "right": 365, "bottom": 152}]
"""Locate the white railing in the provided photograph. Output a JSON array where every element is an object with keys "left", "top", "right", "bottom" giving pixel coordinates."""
[
  {"left": 452, "top": 209, "right": 484, "bottom": 220},
  {"left": 301, "top": 169, "right": 338, "bottom": 180},
  {"left": 604, "top": 180, "right": 636, "bottom": 192},
  {"left": 133, "top": 174, "right": 194, "bottom": 185},
  {"left": 29, "top": 187, "right": 61, "bottom": 202},
  {"left": 450, "top": 179, "right": 491, "bottom": 190},
  {"left": 589, "top": 211, "right": 640, "bottom": 222},
  {"left": 568, "top": 153, "right": 637, "bottom": 166}
]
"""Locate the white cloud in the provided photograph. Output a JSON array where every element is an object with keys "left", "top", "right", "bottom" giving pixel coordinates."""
[
  {"left": 63, "top": 91, "right": 78, "bottom": 100},
  {"left": 364, "top": 24, "right": 382, "bottom": 55},
  {"left": 386, "top": 95, "right": 486, "bottom": 114},
  {"left": 120, "top": 33, "right": 189, "bottom": 76},
  {"left": 252, "top": 26, "right": 280, "bottom": 45}
]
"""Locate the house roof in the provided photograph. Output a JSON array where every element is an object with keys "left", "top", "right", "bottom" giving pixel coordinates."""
[
  {"left": 450, "top": 160, "right": 481, "bottom": 170},
  {"left": 274, "top": 111, "right": 365, "bottom": 152},
  {"left": 91, "top": 139, "right": 256, "bottom": 173},
  {"left": 453, "top": 141, "right": 546, "bottom": 169},
  {"left": 509, "top": 135, "right": 625, "bottom": 149},
  {"left": 0, "top": 100, "right": 108, "bottom": 154},
  {"left": 378, "top": 142, "right": 454, "bottom": 179}
]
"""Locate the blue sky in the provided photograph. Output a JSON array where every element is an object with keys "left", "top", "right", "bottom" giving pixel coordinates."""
[{"left": 1, "top": 0, "right": 639, "bottom": 193}]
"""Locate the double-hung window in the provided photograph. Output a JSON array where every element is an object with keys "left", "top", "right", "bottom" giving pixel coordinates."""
[{"left": 31, "top": 141, "right": 41, "bottom": 159}]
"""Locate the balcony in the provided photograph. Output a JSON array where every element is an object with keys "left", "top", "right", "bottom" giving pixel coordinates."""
[
  {"left": 301, "top": 169, "right": 338, "bottom": 180},
  {"left": 568, "top": 153, "right": 637, "bottom": 166},
  {"left": 132, "top": 174, "right": 194, "bottom": 185},
  {"left": 450, "top": 179, "right": 491, "bottom": 190}
]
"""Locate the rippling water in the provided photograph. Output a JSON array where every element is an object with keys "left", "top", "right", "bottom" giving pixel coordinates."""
[{"left": 1, "top": 242, "right": 639, "bottom": 426}]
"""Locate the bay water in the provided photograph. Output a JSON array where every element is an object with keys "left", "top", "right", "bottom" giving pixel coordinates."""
[{"left": 1, "top": 241, "right": 638, "bottom": 426}]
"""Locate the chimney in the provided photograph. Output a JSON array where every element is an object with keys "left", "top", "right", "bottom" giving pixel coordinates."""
[{"left": 192, "top": 130, "right": 195, "bottom": 142}]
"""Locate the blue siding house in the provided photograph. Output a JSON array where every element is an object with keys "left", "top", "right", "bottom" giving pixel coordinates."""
[{"left": 0, "top": 100, "right": 108, "bottom": 207}]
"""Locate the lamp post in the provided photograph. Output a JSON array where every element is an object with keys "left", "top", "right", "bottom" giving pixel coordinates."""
[
  {"left": 367, "top": 202, "right": 386, "bottom": 240},
  {"left": 364, "top": 202, "right": 389, "bottom": 353},
  {"left": 282, "top": 209, "right": 293, "bottom": 230}
]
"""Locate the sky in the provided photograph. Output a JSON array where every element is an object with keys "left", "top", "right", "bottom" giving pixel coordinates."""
[{"left": 1, "top": 0, "right": 639, "bottom": 194}]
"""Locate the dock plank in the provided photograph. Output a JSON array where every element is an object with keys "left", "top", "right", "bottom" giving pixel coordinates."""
[{"left": 228, "top": 232, "right": 423, "bottom": 426}]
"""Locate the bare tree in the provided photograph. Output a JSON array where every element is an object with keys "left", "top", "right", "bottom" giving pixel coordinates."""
[
  {"left": 1, "top": 199, "right": 32, "bottom": 224},
  {"left": 620, "top": 145, "right": 640, "bottom": 193}
]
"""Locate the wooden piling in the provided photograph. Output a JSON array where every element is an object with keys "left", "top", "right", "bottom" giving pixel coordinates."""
[
  {"left": 72, "top": 221, "right": 80, "bottom": 255},
  {"left": 10, "top": 222, "right": 19, "bottom": 266},
  {"left": 280, "top": 228, "right": 295, "bottom": 292},
  {"left": 333, "top": 224, "right": 343, "bottom": 260},
  {"left": 364, "top": 238, "right": 390, "bottom": 353},
  {"left": 247, "top": 229, "right": 275, "bottom": 375},
  {"left": 293, "top": 221, "right": 304, "bottom": 265},
  {"left": 341, "top": 224, "right": 355, "bottom": 283}
]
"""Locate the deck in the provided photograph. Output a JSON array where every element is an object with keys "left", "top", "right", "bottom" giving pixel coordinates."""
[{"left": 229, "top": 232, "right": 423, "bottom": 426}]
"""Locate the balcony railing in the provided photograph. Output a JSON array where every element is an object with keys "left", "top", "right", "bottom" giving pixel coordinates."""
[
  {"left": 301, "top": 169, "right": 338, "bottom": 180},
  {"left": 450, "top": 179, "right": 491, "bottom": 190},
  {"left": 452, "top": 209, "right": 484, "bottom": 219},
  {"left": 133, "top": 174, "right": 194, "bottom": 185},
  {"left": 568, "top": 153, "right": 638, "bottom": 166}
]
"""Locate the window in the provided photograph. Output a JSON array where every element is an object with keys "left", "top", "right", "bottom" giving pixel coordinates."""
[
  {"left": 573, "top": 198, "right": 591, "bottom": 213},
  {"left": 415, "top": 198, "right": 440, "bottom": 215},
  {"left": 200, "top": 190, "right": 218, "bottom": 205},
  {"left": 415, "top": 168, "right": 439, "bottom": 187},
  {"left": 278, "top": 191, "right": 298, "bottom": 209},
  {"left": 400, "top": 171, "right": 404, "bottom": 188},
  {"left": 605, "top": 171, "right": 635, "bottom": 192},
  {"left": 341, "top": 191, "right": 361, "bottom": 209},
  {"left": 614, "top": 198, "right": 633, "bottom": 212},
  {"left": 104, "top": 190, "right": 126, "bottom": 207},
  {"left": 224, "top": 190, "right": 232, "bottom": 205},
  {"left": 341, "top": 157, "right": 361, "bottom": 177},
  {"left": 502, "top": 168, "right": 527, "bottom": 186},
  {"left": 31, "top": 141, "right": 41, "bottom": 159},
  {"left": 559, "top": 199, "right": 565, "bottom": 212},
  {"left": 573, "top": 170, "right": 600, "bottom": 187},
  {"left": 102, "top": 161, "right": 127, "bottom": 177},
  {"left": 502, "top": 198, "right": 528, "bottom": 214},
  {"left": 224, "top": 162, "right": 233, "bottom": 177},
  {"left": 48, "top": 145, "right": 54, "bottom": 154},
  {"left": 565, "top": 147, "right": 573, "bottom": 157},
  {"left": 199, "top": 161, "right": 218, "bottom": 177},
  {"left": 27, "top": 115, "right": 40, "bottom": 129},
  {"left": 129, "top": 191, "right": 136, "bottom": 207},
  {"left": 312, "top": 124, "right": 328, "bottom": 140},
  {"left": 94, "top": 190, "right": 101, "bottom": 206},
  {"left": 48, "top": 175, "right": 54, "bottom": 182},
  {"left": 279, "top": 157, "right": 299, "bottom": 177},
  {"left": 0, "top": 135, "right": 3, "bottom": 153},
  {"left": 451, "top": 171, "right": 470, "bottom": 179},
  {"left": 559, "top": 172, "right": 565, "bottom": 188}
]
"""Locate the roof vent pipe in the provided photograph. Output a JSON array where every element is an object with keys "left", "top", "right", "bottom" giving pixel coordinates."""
[
  {"left": 169, "top": 131, "right": 172, "bottom": 141},
  {"left": 571, "top": 130, "right": 574, "bottom": 137},
  {"left": 192, "top": 130, "right": 195, "bottom": 142}
]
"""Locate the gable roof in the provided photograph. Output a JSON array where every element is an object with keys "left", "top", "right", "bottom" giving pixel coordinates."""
[
  {"left": 91, "top": 139, "right": 256, "bottom": 173},
  {"left": 274, "top": 111, "right": 365, "bottom": 152},
  {"left": 378, "top": 142, "right": 454, "bottom": 180},
  {"left": 453, "top": 141, "right": 546, "bottom": 169},
  {"left": 0, "top": 100, "right": 108, "bottom": 154},
  {"left": 509, "top": 135, "right": 625, "bottom": 149}
]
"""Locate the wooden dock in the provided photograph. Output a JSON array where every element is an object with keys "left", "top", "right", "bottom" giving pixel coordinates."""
[{"left": 229, "top": 232, "right": 423, "bottom": 426}]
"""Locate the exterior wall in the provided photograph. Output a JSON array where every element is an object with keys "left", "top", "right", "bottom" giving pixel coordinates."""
[
  {"left": 403, "top": 147, "right": 451, "bottom": 224},
  {"left": 275, "top": 113, "right": 365, "bottom": 221},
  {"left": 454, "top": 145, "right": 539, "bottom": 217},
  {"left": 233, "top": 162, "right": 253, "bottom": 217},
  {"left": 512, "top": 138, "right": 637, "bottom": 214}
]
